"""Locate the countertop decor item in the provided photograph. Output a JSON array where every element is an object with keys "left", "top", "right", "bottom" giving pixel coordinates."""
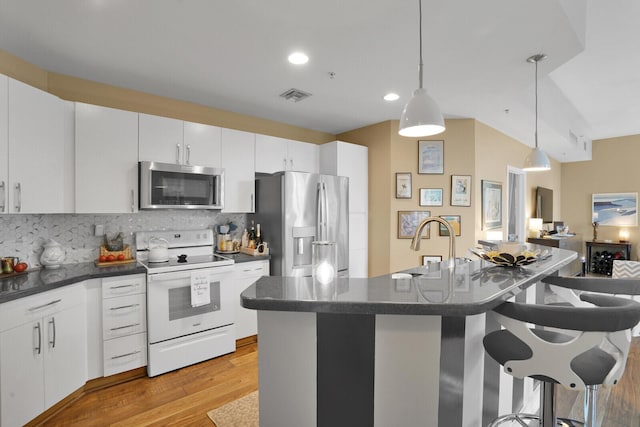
[
  {"left": 40, "top": 239, "right": 66, "bottom": 269},
  {"left": 470, "top": 246, "right": 544, "bottom": 267}
]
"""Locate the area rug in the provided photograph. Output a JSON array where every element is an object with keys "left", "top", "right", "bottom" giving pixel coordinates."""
[{"left": 207, "top": 391, "right": 259, "bottom": 427}]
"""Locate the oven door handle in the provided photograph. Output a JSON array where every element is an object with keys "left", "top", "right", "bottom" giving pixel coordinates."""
[{"left": 147, "top": 266, "right": 233, "bottom": 283}]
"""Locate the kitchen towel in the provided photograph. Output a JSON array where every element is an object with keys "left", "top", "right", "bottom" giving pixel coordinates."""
[{"left": 191, "top": 271, "right": 210, "bottom": 307}]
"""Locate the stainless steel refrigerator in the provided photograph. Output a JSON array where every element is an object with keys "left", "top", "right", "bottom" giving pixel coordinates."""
[{"left": 253, "top": 171, "right": 349, "bottom": 277}]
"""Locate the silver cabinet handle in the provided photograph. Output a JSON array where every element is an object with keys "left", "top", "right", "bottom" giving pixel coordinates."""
[
  {"left": 109, "top": 303, "right": 140, "bottom": 311},
  {"left": 186, "top": 145, "right": 191, "bottom": 165},
  {"left": 14, "top": 182, "right": 21, "bottom": 212},
  {"left": 110, "top": 323, "right": 140, "bottom": 331},
  {"left": 109, "top": 284, "right": 137, "bottom": 290},
  {"left": 111, "top": 350, "right": 141, "bottom": 360},
  {"left": 28, "top": 299, "right": 62, "bottom": 311},
  {"left": 176, "top": 143, "right": 181, "bottom": 164},
  {"left": 34, "top": 322, "right": 42, "bottom": 355},
  {"left": 283, "top": 158, "right": 287, "bottom": 170},
  {"left": 250, "top": 193, "right": 254, "bottom": 212},
  {"left": 49, "top": 317, "right": 56, "bottom": 348},
  {"left": 0, "top": 181, "right": 5, "bottom": 212},
  {"left": 131, "top": 189, "right": 135, "bottom": 213},
  {"left": 290, "top": 159, "right": 294, "bottom": 170}
]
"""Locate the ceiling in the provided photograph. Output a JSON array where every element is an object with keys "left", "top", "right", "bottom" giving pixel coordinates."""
[{"left": 0, "top": 0, "right": 637, "bottom": 164}]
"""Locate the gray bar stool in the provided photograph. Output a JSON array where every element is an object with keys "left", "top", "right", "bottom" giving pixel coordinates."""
[{"left": 484, "top": 277, "right": 640, "bottom": 427}]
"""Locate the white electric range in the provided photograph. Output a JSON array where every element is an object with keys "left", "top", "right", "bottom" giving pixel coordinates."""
[{"left": 135, "top": 229, "right": 235, "bottom": 377}]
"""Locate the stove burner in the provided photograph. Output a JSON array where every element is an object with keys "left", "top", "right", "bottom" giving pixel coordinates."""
[{"left": 177, "top": 254, "right": 188, "bottom": 263}]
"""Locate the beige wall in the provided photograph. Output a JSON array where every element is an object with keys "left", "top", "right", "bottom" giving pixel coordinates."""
[
  {"left": 474, "top": 122, "right": 562, "bottom": 243},
  {"left": 562, "top": 134, "right": 640, "bottom": 253},
  {"left": 0, "top": 48, "right": 335, "bottom": 145}
]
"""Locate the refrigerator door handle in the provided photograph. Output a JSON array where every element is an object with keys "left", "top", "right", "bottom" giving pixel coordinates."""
[
  {"left": 297, "top": 237, "right": 304, "bottom": 255},
  {"left": 317, "top": 181, "right": 328, "bottom": 241}
]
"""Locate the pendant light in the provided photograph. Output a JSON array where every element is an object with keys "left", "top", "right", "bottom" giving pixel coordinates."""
[
  {"left": 398, "top": 0, "right": 445, "bottom": 137},
  {"left": 523, "top": 54, "right": 551, "bottom": 172}
]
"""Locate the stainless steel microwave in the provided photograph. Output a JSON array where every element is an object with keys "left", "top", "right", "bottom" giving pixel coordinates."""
[{"left": 139, "top": 161, "right": 224, "bottom": 210}]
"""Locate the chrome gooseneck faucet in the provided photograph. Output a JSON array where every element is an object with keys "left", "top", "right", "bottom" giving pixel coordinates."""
[{"left": 410, "top": 216, "right": 456, "bottom": 268}]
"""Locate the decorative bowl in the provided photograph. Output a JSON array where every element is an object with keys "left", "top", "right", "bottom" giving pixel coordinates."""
[{"left": 470, "top": 247, "right": 542, "bottom": 267}]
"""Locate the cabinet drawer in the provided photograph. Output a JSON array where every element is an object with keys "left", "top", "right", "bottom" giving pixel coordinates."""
[
  {"left": 103, "top": 332, "right": 147, "bottom": 377},
  {"left": 235, "top": 261, "right": 269, "bottom": 277},
  {"left": 102, "top": 293, "right": 146, "bottom": 339},
  {"left": 102, "top": 274, "right": 146, "bottom": 299},
  {"left": 0, "top": 283, "right": 85, "bottom": 333}
]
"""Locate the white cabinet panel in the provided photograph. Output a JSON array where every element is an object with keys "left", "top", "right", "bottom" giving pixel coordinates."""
[
  {"left": 349, "top": 213, "right": 368, "bottom": 251},
  {"left": 85, "top": 278, "right": 104, "bottom": 380},
  {"left": 43, "top": 304, "right": 87, "bottom": 408},
  {"left": 75, "top": 103, "right": 139, "bottom": 213},
  {"left": 221, "top": 128, "right": 255, "bottom": 213},
  {"left": 231, "top": 260, "right": 269, "bottom": 339},
  {"left": 255, "top": 134, "right": 318, "bottom": 173},
  {"left": 139, "top": 113, "right": 221, "bottom": 167},
  {"left": 255, "top": 134, "right": 288, "bottom": 173},
  {"left": 102, "top": 293, "right": 146, "bottom": 340},
  {"left": 7, "top": 78, "right": 69, "bottom": 213},
  {"left": 0, "top": 75, "right": 7, "bottom": 214},
  {"left": 184, "top": 121, "right": 222, "bottom": 168},
  {"left": 103, "top": 332, "right": 147, "bottom": 377},
  {"left": 0, "top": 284, "right": 86, "bottom": 427},
  {"left": 349, "top": 249, "right": 368, "bottom": 278},
  {"left": 138, "top": 113, "right": 183, "bottom": 164}
]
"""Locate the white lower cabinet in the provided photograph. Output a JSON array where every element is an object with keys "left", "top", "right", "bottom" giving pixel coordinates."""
[
  {"left": 0, "top": 284, "right": 87, "bottom": 427},
  {"left": 101, "top": 274, "right": 147, "bottom": 376},
  {"left": 231, "top": 260, "right": 269, "bottom": 339}
]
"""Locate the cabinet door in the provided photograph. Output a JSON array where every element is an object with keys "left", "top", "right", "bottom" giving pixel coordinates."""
[
  {"left": 221, "top": 128, "right": 255, "bottom": 213},
  {"left": 43, "top": 304, "right": 87, "bottom": 409},
  {"left": 75, "top": 103, "right": 139, "bottom": 213},
  {"left": 0, "top": 321, "right": 45, "bottom": 427},
  {"left": 8, "top": 78, "right": 66, "bottom": 213},
  {"left": 138, "top": 113, "right": 184, "bottom": 164},
  {"left": 287, "top": 140, "right": 319, "bottom": 173},
  {"left": 255, "top": 134, "right": 288, "bottom": 173},
  {"left": 183, "top": 121, "right": 222, "bottom": 168},
  {"left": 233, "top": 261, "right": 269, "bottom": 339},
  {"left": 337, "top": 142, "right": 368, "bottom": 213},
  {"left": 0, "top": 75, "right": 8, "bottom": 214}
]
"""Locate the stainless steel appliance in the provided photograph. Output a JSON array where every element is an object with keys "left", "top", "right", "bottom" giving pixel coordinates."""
[
  {"left": 254, "top": 171, "right": 349, "bottom": 277},
  {"left": 138, "top": 161, "right": 224, "bottom": 210},
  {"left": 135, "top": 229, "right": 235, "bottom": 377}
]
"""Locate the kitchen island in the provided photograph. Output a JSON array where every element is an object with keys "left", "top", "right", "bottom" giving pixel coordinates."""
[{"left": 241, "top": 245, "right": 577, "bottom": 427}]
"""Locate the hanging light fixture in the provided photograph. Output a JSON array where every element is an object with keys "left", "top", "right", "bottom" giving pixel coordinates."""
[
  {"left": 523, "top": 54, "right": 551, "bottom": 172},
  {"left": 398, "top": 0, "right": 445, "bottom": 137}
]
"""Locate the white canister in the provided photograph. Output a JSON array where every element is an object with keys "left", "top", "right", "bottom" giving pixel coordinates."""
[{"left": 40, "top": 239, "right": 66, "bottom": 269}]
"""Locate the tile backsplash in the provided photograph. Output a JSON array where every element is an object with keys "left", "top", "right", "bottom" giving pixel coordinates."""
[{"left": 0, "top": 211, "right": 246, "bottom": 267}]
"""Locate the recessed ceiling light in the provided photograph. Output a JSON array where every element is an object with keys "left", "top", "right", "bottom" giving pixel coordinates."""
[
  {"left": 384, "top": 93, "right": 400, "bottom": 101},
  {"left": 288, "top": 52, "right": 309, "bottom": 65}
]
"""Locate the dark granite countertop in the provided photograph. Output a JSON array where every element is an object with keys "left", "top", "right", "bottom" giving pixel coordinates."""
[
  {"left": 241, "top": 246, "right": 577, "bottom": 316},
  {"left": 0, "top": 262, "right": 147, "bottom": 304},
  {"left": 0, "top": 252, "right": 270, "bottom": 305}
]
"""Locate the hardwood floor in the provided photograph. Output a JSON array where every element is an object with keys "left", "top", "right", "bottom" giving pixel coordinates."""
[
  {"left": 41, "top": 339, "right": 640, "bottom": 426},
  {"left": 41, "top": 342, "right": 258, "bottom": 426}
]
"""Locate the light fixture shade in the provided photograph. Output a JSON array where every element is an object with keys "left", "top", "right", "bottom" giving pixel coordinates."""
[
  {"left": 398, "top": 88, "right": 445, "bottom": 137},
  {"left": 523, "top": 147, "right": 551, "bottom": 172}
]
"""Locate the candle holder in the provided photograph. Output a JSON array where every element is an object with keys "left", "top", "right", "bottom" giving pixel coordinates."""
[
  {"left": 312, "top": 241, "right": 337, "bottom": 287},
  {"left": 592, "top": 221, "right": 599, "bottom": 241}
]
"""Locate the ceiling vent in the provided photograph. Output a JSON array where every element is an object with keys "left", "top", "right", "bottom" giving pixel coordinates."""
[{"left": 280, "top": 88, "right": 312, "bottom": 103}]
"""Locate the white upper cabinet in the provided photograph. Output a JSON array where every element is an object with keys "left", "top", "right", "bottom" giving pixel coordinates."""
[
  {"left": 6, "top": 78, "right": 72, "bottom": 214},
  {"left": 139, "top": 113, "right": 221, "bottom": 167},
  {"left": 255, "top": 134, "right": 318, "bottom": 174},
  {"left": 75, "top": 103, "right": 139, "bottom": 213},
  {"left": 221, "top": 128, "right": 255, "bottom": 213},
  {"left": 0, "top": 75, "right": 7, "bottom": 214},
  {"left": 320, "top": 141, "right": 368, "bottom": 213}
]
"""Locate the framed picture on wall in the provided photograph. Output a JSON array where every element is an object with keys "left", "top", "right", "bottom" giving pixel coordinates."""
[
  {"left": 481, "top": 180, "right": 502, "bottom": 230},
  {"left": 439, "top": 215, "right": 461, "bottom": 236},
  {"left": 418, "top": 140, "right": 444, "bottom": 174},
  {"left": 419, "top": 188, "right": 443, "bottom": 206},
  {"left": 396, "top": 172, "right": 412, "bottom": 199},
  {"left": 592, "top": 192, "right": 638, "bottom": 226},
  {"left": 450, "top": 175, "right": 471, "bottom": 206},
  {"left": 398, "top": 210, "right": 431, "bottom": 239}
]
